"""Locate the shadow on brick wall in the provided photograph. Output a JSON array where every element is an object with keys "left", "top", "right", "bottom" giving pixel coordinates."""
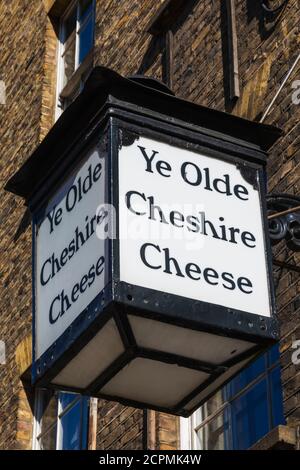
[
  {"left": 137, "top": 0, "right": 199, "bottom": 86},
  {"left": 246, "top": 0, "right": 287, "bottom": 39}
]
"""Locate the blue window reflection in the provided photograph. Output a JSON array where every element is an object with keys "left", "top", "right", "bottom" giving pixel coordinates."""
[
  {"left": 270, "top": 366, "right": 285, "bottom": 427},
  {"left": 78, "top": 0, "right": 94, "bottom": 64},
  {"left": 226, "top": 354, "right": 266, "bottom": 399},
  {"left": 231, "top": 379, "right": 270, "bottom": 449},
  {"left": 58, "top": 393, "right": 89, "bottom": 450},
  {"left": 79, "top": 19, "right": 94, "bottom": 64},
  {"left": 80, "top": 0, "right": 93, "bottom": 24},
  {"left": 228, "top": 344, "right": 285, "bottom": 449},
  {"left": 197, "top": 344, "right": 285, "bottom": 450}
]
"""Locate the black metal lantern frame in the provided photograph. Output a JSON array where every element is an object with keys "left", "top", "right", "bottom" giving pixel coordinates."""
[{"left": 5, "top": 67, "right": 282, "bottom": 417}]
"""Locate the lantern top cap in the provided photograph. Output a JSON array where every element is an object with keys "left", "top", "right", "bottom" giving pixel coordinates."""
[{"left": 5, "top": 66, "right": 282, "bottom": 201}]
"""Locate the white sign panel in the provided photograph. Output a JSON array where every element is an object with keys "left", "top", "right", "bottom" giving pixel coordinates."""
[
  {"left": 119, "top": 135, "right": 271, "bottom": 318},
  {"left": 35, "top": 147, "right": 106, "bottom": 359}
]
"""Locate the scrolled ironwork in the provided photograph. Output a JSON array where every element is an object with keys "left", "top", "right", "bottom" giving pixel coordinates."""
[
  {"left": 267, "top": 193, "right": 300, "bottom": 252},
  {"left": 261, "top": 0, "right": 289, "bottom": 17}
]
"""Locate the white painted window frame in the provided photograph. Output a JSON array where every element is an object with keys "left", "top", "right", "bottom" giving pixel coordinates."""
[
  {"left": 32, "top": 389, "right": 86, "bottom": 450},
  {"left": 55, "top": 0, "right": 95, "bottom": 120},
  {"left": 180, "top": 354, "right": 282, "bottom": 450},
  {"left": 180, "top": 408, "right": 205, "bottom": 450}
]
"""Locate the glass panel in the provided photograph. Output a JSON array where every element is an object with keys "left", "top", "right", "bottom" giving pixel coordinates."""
[
  {"left": 193, "top": 344, "right": 285, "bottom": 450},
  {"left": 59, "top": 392, "right": 78, "bottom": 412},
  {"left": 59, "top": 401, "right": 81, "bottom": 450},
  {"left": 270, "top": 366, "right": 285, "bottom": 426},
  {"left": 62, "top": 37, "right": 76, "bottom": 87},
  {"left": 64, "top": 31, "right": 76, "bottom": 53},
  {"left": 268, "top": 344, "right": 280, "bottom": 366},
  {"left": 78, "top": 17, "right": 94, "bottom": 64},
  {"left": 227, "top": 353, "right": 266, "bottom": 398},
  {"left": 39, "top": 390, "right": 59, "bottom": 436},
  {"left": 58, "top": 397, "right": 89, "bottom": 450},
  {"left": 64, "top": 7, "right": 76, "bottom": 41},
  {"left": 196, "top": 407, "right": 230, "bottom": 450},
  {"left": 80, "top": 0, "right": 93, "bottom": 24},
  {"left": 200, "top": 389, "right": 225, "bottom": 422},
  {"left": 39, "top": 423, "right": 57, "bottom": 450},
  {"left": 231, "top": 379, "right": 269, "bottom": 450}
]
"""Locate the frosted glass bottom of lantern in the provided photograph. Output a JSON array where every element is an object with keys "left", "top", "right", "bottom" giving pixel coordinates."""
[
  {"left": 52, "top": 318, "right": 124, "bottom": 389},
  {"left": 99, "top": 357, "right": 210, "bottom": 408}
]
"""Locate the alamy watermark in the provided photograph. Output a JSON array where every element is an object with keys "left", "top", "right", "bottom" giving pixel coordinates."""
[
  {"left": 95, "top": 202, "right": 207, "bottom": 251},
  {"left": 292, "top": 80, "right": 300, "bottom": 105},
  {"left": 291, "top": 340, "right": 300, "bottom": 365},
  {"left": 0, "top": 80, "right": 6, "bottom": 105},
  {"left": 0, "top": 340, "right": 6, "bottom": 365}
]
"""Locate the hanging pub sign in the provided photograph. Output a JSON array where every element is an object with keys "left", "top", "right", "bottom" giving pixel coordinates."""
[{"left": 5, "top": 67, "right": 282, "bottom": 416}]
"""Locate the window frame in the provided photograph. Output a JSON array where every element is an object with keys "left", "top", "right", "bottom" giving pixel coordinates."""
[
  {"left": 180, "top": 347, "right": 284, "bottom": 450},
  {"left": 55, "top": 0, "right": 95, "bottom": 119},
  {"left": 32, "top": 389, "right": 89, "bottom": 450}
]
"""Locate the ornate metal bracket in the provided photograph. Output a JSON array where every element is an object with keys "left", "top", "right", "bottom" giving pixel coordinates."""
[
  {"left": 261, "top": 1, "right": 289, "bottom": 18},
  {"left": 267, "top": 193, "right": 300, "bottom": 253}
]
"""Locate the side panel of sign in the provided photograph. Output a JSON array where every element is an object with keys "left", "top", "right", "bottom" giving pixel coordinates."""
[{"left": 35, "top": 145, "right": 107, "bottom": 359}]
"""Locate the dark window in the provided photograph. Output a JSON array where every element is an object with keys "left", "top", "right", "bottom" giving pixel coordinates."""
[
  {"left": 33, "top": 390, "right": 89, "bottom": 450},
  {"left": 57, "top": 0, "right": 95, "bottom": 116},
  {"left": 188, "top": 345, "right": 285, "bottom": 450}
]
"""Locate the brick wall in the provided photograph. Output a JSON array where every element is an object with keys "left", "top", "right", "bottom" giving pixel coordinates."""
[
  {"left": 0, "top": 0, "right": 299, "bottom": 450},
  {"left": 0, "top": 0, "right": 48, "bottom": 449},
  {"left": 96, "top": 401, "right": 144, "bottom": 450}
]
